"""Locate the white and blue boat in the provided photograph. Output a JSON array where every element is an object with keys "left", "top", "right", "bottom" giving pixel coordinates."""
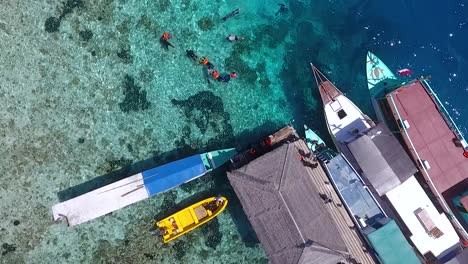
[{"left": 52, "top": 149, "right": 237, "bottom": 226}]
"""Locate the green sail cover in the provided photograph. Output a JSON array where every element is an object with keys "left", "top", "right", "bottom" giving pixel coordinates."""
[{"left": 366, "top": 220, "right": 420, "bottom": 264}]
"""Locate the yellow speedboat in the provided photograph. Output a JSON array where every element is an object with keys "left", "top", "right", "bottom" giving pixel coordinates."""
[{"left": 156, "top": 196, "right": 228, "bottom": 243}]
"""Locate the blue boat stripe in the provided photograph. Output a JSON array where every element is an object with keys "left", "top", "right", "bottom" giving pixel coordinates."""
[{"left": 142, "top": 154, "right": 207, "bottom": 196}]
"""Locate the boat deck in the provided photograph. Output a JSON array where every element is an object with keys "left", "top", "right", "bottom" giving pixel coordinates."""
[
  {"left": 324, "top": 154, "right": 385, "bottom": 229},
  {"left": 52, "top": 173, "right": 149, "bottom": 226},
  {"left": 385, "top": 81, "right": 468, "bottom": 195}
]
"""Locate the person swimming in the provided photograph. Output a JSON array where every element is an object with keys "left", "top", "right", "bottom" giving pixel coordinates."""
[
  {"left": 202, "top": 57, "right": 215, "bottom": 69},
  {"left": 186, "top": 50, "right": 197, "bottom": 61},
  {"left": 222, "top": 72, "right": 237, "bottom": 83},
  {"left": 275, "top": 4, "right": 288, "bottom": 16},
  {"left": 160, "top": 32, "right": 174, "bottom": 49},
  {"left": 226, "top": 34, "right": 243, "bottom": 42},
  {"left": 212, "top": 70, "right": 222, "bottom": 82},
  {"left": 222, "top": 8, "right": 240, "bottom": 22}
]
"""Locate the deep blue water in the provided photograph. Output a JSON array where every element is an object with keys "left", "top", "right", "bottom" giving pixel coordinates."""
[{"left": 364, "top": 0, "right": 468, "bottom": 134}]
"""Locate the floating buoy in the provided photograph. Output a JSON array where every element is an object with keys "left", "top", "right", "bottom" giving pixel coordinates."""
[
  {"left": 264, "top": 137, "right": 272, "bottom": 146},
  {"left": 397, "top": 68, "right": 413, "bottom": 76}
]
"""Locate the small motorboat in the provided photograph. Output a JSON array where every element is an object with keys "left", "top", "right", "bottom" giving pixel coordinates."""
[
  {"left": 304, "top": 124, "right": 325, "bottom": 152},
  {"left": 156, "top": 196, "right": 228, "bottom": 243}
]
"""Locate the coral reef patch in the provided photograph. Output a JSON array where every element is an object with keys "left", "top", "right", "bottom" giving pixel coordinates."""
[
  {"left": 197, "top": 17, "right": 215, "bottom": 31},
  {"left": 44, "top": 17, "right": 61, "bottom": 33},
  {"left": 79, "top": 29, "right": 94, "bottom": 42},
  {"left": 201, "top": 219, "right": 222, "bottom": 249},
  {"left": 171, "top": 91, "right": 232, "bottom": 136},
  {"left": 119, "top": 75, "right": 150, "bottom": 113}
]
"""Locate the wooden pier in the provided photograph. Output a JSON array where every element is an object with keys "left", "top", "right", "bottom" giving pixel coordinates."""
[
  {"left": 293, "top": 139, "right": 376, "bottom": 264},
  {"left": 227, "top": 129, "right": 375, "bottom": 264}
]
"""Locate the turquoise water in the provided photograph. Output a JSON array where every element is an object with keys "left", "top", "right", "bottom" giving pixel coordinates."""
[{"left": 1, "top": 0, "right": 466, "bottom": 263}]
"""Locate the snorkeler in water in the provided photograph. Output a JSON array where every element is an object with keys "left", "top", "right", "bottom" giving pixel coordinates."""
[
  {"left": 226, "top": 34, "right": 244, "bottom": 42},
  {"left": 186, "top": 50, "right": 197, "bottom": 61},
  {"left": 160, "top": 32, "right": 174, "bottom": 49},
  {"left": 275, "top": 4, "right": 288, "bottom": 16},
  {"left": 222, "top": 8, "right": 240, "bottom": 22}
]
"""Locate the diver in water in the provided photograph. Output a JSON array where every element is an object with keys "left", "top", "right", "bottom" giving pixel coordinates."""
[
  {"left": 222, "top": 8, "right": 240, "bottom": 22},
  {"left": 275, "top": 4, "right": 288, "bottom": 16},
  {"left": 186, "top": 50, "right": 197, "bottom": 61},
  {"left": 160, "top": 32, "right": 174, "bottom": 49},
  {"left": 226, "top": 34, "right": 243, "bottom": 42},
  {"left": 202, "top": 57, "right": 215, "bottom": 69}
]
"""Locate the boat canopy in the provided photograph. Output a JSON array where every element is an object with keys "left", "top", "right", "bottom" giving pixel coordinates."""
[
  {"left": 386, "top": 177, "right": 460, "bottom": 259},
  {"left": 325, "top": 154, "right": 386, "bottom": 228},
  {"left": 346, "top": 123, "right": 417, "bottom": 196},
  {"left": 364, "top": 219, "right": 420, "bottom": 264}
]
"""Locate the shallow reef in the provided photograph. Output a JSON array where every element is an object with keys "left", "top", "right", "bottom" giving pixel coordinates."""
[
  {"left": 224, "top": 39, "right": 261, "bottom": 84},
  {"left": 172, "top": 240, "right": 187, "bottom": 259},
  {"left": 197, "top": 17, "right": 214, "bottom": 31},
  {"left": 119, "top": 75, "right": 150, "bottom": 113},
  {"left": 79, "top": 29, "right": 94, "bottom": 42},
  {"left": 60, "top": 0, "right": 84, "bottom": 19},
  {"left": 259, "top": 21, "right": 290, "bottom": 48},
  {"left": 44, "top": 0, "right": 84, "bottom": 33},
  {"left": 2, "top": 243, "right": 17, "bottom": 256},
  {"left": 95, "top": 157, "right": 134, "bottom": 175},
  {"left": 171, "top": 91, "right": 231, "bottom": 135},
  {"left": 201, "top": 219, "right": 222, "bottom": 249},
  {"left": 44, "top": 17, "right": 61, "bottom": 33},
  {"left": 256, "top": 62, "right": 271, "bottom": 89},
  {"left": 157, "top": 0, "right": 171, "bottom": 12},
  {"left": 117, "top": 47, "right": 133, "bottom": 64}
]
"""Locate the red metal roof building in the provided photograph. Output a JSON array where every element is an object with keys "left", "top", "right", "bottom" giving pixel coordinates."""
[{"left": 379, "top": 78, "right": 468, "bottom": 239}]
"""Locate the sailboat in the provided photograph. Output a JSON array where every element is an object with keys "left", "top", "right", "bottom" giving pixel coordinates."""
[{"left": 311, "top": 63, "right": 374, "bottom": 153}]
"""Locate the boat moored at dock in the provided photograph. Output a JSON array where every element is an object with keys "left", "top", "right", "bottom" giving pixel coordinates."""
[
  {"left": 311, "top": 63, "right": 375, "bottom": 153},
  {"left": 312, "top": 63, "right": 463, "bottom": 262},
  {"left": 156, "top": 196, "right": 228, "bottom": 243},
  {"left": 52, "top": 149, "right": 237, "bottom": 226},
  {"left": 365, "top": 52, "right": 468, "bottom": 243},
  {"left": 304, "top": 126, "right": 420, "bottom": 264}
]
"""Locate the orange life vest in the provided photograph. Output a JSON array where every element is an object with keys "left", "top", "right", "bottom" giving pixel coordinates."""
[
  {"left": 212, "top": 71, "right": 219, "bottom": 79},
  {"left": 202, "top": 58, "right": 209, "bottom": 65},
  {"left": 162, "top": 32, "right": 169, "bottom": 40}
]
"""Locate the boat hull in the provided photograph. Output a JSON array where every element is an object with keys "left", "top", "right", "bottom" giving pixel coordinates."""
[
  {"left": 52, "top": 149, "right": 236, "bottom": 226},
  {"left": 156, "top": 197, "right": 228, "bottom": 243}
]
